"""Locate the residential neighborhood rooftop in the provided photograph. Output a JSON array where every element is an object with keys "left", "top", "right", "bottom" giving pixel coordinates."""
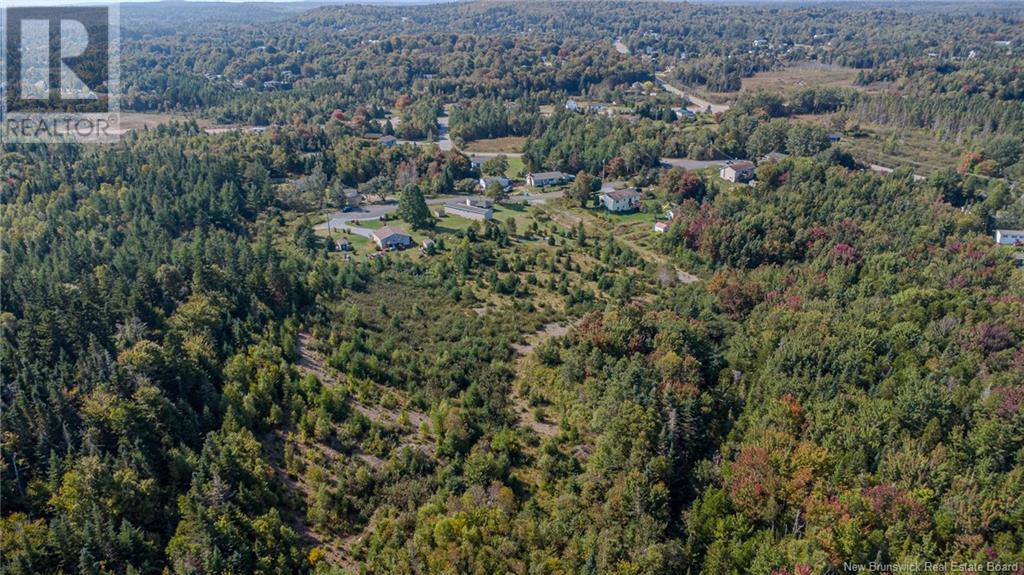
[
  {"left": 445, "top": 202, "right": 493, "bottom": 216},
  {"left": 373, "top": 225, "right": 409, "bottom": 239},
  {"left": 603, "top": 188, "right": 640, "bottom": 201},
  {"left": 531, "top": 171, "right": 569, "bottom": 179}
]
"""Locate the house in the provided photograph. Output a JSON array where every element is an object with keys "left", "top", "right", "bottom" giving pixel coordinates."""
[
  {"left": 654, "top": 221, "right": 670, "bottom": 233},
  {"left": 565, "top": 99, "right": 580, "bottom": 112},
  {"left": 719, "top": 160, "right": 756, "bottom": 183},
  {"left": 479, "top": 177, "right": 512, "bottom": 192},
  {"left": 600, "top": 188, "right": 641, "bottom": 212},
  {"left": 371, "top": 226, "right": 413, "bottom": 250},
  {"left": 677, "top": 109, "right": 697, "bottom": 120},
  {"left": 379, "top": 135, "right": 398, "bottom": 148},
  {"left": 335, "top": 237, "right": 351, "bottom": 251},
  {"left": 468, "top": 155, "right": 486, "bottom": 169},
  {"left": 421, "top": 238, "right": 436, "bottom": 252},
  {"left": 995, "top": 229, "right": 1024, "bottom": 246},
  {"left": 444, "top": 200, "right": 494, "bottom": 221},
  {"left": 527, "top": 171, "right": 572, "bottom": 187}
]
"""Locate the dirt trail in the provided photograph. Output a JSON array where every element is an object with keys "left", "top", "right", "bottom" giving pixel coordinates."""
[
  {"left": 509, "top": 321, "right": 574, "bottom": 438},
  {"left": 264, "top": 334, "right": 434, "bottom": 568},
  {"left": 260, "top": 429, "right": 356, "bottom": 566},
  {"left": 296, "top": 333, "right": 430, "bottom": 439},
  {"left": 511, "top": 321, "right": 569, "bottom": 355}
]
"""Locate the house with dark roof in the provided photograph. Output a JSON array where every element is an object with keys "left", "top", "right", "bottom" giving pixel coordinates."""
[{"left": 371, "top": 226, "right": 413, "bottom": 250}]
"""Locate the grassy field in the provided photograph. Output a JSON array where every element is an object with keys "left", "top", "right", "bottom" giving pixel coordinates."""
[
  {"left": 354, "top": 219, "right": 387, "bottom": 230},
  {"left": 505, "top": 156, "right": 527, "bottom": 178},
  {"left": 462, "top": 137, "right": 527, "bottom": 153},
  {"left": 741, "top": 64, "right": 862, "bottom": 93},
  {"left": 835, "top": 123, "right": 962, "bottom": 176},
  {"left": 791, "top": 114, "right": 962, "bottom": 176},
  {"left": 697, "top": 64, "right": 870, "bottom": 104},
  {"left": 118, "top": 112, "right": 221, "bottom": 132}
]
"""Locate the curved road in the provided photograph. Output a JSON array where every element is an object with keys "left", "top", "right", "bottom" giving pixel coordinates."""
[
  {"left": 655, "top": 71, "right": 731, "bottom": 115},
  {"left": 316, "top": 190, "right": 565, "bottom": 236}
]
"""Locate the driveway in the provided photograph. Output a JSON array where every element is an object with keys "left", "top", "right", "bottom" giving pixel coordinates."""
[
  {"left": 318, "top": 202, "right": 396, "bottom": 235},
  {"left": 660, "top": 158, "right": 728, "bottom": 171},
  {"left": 436, "top": 115, "right": 453, "bottom": 151},
  {"left": 316, "top": 189, "right": 566, "bottom": 233}
]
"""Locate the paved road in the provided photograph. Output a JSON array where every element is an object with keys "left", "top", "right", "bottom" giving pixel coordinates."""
[
  {"left": 436, "top": 115, "right": 453, "bottom": 151},
  {"left": 655, "top": 71, "right": 731, "bottom": 115},
  {"left": 661, "top": 158, "right": 728, "bottom": 171},
  {"left": 868, "top": 163, "right": 927, "bottom": 182},
  {"left": 316, "top": 190, "right": 565, "bottom": 233},
  {"left": 318, "top": 202, "right": 397, "bottom": 236}
]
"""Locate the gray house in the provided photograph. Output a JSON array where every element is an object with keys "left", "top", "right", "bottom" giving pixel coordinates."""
[
  {"left": 527, "top": 171, "right": 572, "bottom": 187},
  {"left": 445, "top": 200, "right": 494, "bottom": 221},
  {"left": 371, "top": 226, "right": 413, "bottom": 250}
]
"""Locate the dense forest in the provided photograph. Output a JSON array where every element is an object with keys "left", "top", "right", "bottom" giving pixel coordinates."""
[{"left": 2, "top": 1, "right": 1023, "bottom": 574}]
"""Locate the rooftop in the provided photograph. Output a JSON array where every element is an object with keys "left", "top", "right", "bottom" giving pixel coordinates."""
[
  {"left": 531, "top": 171, "right": 569, "bottom": 180},
  {"left": 603, "top": 188, "right": 640, "bottom": 201},
  {"left": 445, "top": 202, "right": 493, "bottom": 215},
  {"left": 373, "top": 226, "right": 410, "bottom": 239}
]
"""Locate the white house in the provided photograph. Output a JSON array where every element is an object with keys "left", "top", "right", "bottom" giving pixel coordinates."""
[
  {"left": 444, "top": 200, "right": 493, "bottom": 221},
  {"left": 371, "top": 226, "right": 413, "bottom": 250},
  {"left": 654, "top": 221, "right": 670, "bottom": 233},
  {"left": 600, "top": 188, "right": 641, "bottom": 212},
  {"left": 479, "top": 176, "right": 512, "bottom": 192},
  {"left": 527, "top": 171, "right": 571, "bottom": 187},
  {"left": 719, "top": 160, "right": 756, "bottom": 183},
  {"left": 995, "top": 229, "right": 1024, "bottom": 246}
]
